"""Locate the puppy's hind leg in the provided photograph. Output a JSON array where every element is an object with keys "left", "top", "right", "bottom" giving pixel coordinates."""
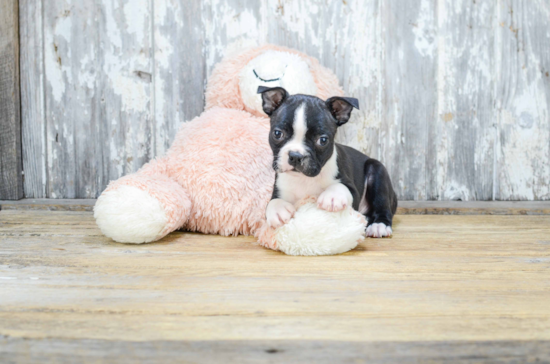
[{"left": 361, "top": 159, "right": 398, "bottom": 238}]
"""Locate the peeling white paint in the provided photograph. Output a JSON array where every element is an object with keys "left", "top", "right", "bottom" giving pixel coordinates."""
[
  {"left": 105, "top": 2, "right": 122, "bottom": 49},
  {"left": 508, "top": 84, "right": 542, "bottom": 128},
  {"left": 78, "top": 53, "right": 96, "bottom": 90},
  {"left": 499, "top": 79, "right": 550, "bottom": 200},
  {"left": 124, "top": 1, "right": 148, "bottom": 41},
  {"left": 55, "top": 13, "right": 72, "bottom": 44},
  {"left": 271, "top": 0, "right": 321, "bottom": 49},
  {"left": 226, "top": 10, "right": 258, "bottom": 39},
  {"left": 44, "top": 14, "right": 74, "bottom": 103},
  {"left": 44, "top": 40, "right": 65, "bottom": 103},
  {"left": 153, "top": 28, "right": 174, "bottom": 69},
  {"left": 110, "top": 136, "right": 124, "bottom": 177},
  {"left": 413, "top": 0, "right": 436, "bottom": 58},
  {"left": 112, "top": 75, "right": 149, "bottom": 113},
  {"left": 496, "top": 0, "right": 550, "bottom": 201}
]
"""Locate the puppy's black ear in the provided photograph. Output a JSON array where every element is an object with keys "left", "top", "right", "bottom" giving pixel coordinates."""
[
  {"left": 257, "top": 86, "right": 288, "bottom": 116},
  {"left": 326, "top": 97, "right": 360, "bottom": 126}
]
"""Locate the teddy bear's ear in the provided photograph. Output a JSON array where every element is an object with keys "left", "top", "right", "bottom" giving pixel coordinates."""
[
  {"left": 325, "top": 97, "right": 360, "bottom": 126},
  {"left": 257, "top": 86, "right": 288, "bottom": 116}
]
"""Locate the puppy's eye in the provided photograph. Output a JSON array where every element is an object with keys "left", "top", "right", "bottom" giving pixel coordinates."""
[
  {"left": 273, "top": 129, "right": 284, "bottom": 140},
  {"left": 317, "top": 136, "right": 329, "bottom": 146}
]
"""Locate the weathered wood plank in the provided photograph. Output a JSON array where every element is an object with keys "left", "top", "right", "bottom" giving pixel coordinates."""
[
  {"left": 3, "top": 199, "right": 550, "bottom": 215},
  {"left": 431, "top": 0, "right": 496, "bottom": 201},
  {"left": 153, "top": 0, "right": 205, "bottom": 156},
  {"left": 495, "top": 0, "right": 550, "bottom": 200},
  {"left": 0, "top": 0, "right": 23, "bottom": 200},
  {"left": 1, "top": 337, "right": 550, "bottom": 364},
  {"left": 397, "top": 200, "right": 550, "bottom": 215},
  {"left": 42, "top": 1, "right": 97, "bottom": 198},
  {"left": 0, "top": 199, "right": 96, "bottom": 211},
  {"left": 39, "top": 0, "right": 154, "bottom": 199},
  {"left": 201, "top": 0, "right": 263, "bottom": 76},
  {"left": 379, "top": 0, "right": 437, "bottom": 200},
  {"left": 19, "top": 0, "right": 47, "bottom": 199}
]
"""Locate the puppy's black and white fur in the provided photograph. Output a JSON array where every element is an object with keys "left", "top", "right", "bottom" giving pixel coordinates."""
[{"left": 259, "top": 86, "right": 397, "bottom": 238}]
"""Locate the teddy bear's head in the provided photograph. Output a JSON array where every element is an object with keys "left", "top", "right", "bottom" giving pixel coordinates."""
[
  {"left": 205, "top": 44, "right": 344, "bottom": 117},
  {"left": 239, "top": 50, "right": 317, "bottom": 114}
]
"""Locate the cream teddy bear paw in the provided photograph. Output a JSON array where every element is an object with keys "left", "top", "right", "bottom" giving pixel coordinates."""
[{"left": 94, "top": 185, "right": 168, "bottom": 244}]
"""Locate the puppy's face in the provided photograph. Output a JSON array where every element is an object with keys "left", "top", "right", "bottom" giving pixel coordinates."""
[{"left": 259, "top": 86, "right": 359, "bottom": 177}]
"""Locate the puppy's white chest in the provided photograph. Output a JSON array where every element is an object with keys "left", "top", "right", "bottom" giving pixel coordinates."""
[{"left": 277, "top": 174, "right": 332, "bottom": 203}]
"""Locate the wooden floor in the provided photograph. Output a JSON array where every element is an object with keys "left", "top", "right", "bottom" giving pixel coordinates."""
[{"left": 1, "top": 207, "right": 550, "bottom": 363}]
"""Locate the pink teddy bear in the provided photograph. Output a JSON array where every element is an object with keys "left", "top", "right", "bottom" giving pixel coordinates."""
[{"left": 94, "top": 44, "right": 364, "bottom": 254}]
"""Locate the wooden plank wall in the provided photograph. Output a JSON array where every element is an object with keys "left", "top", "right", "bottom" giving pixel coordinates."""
[
  {"left": 19, "top": 0, "right": 550, "bottom": 200},
  {"left": 0, "top": 0, "right": 23, "bottom": 200}
]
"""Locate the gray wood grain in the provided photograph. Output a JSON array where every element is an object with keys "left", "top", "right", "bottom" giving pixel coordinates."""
[
  {"left": 3, "top": 198, "right": 550, "bottom": 215},
  {"left": 430, "top": 0, "right": 496, "bottom": 201},
  {"left": 380, "top": 0, "right": 437, "bottom": 200},
  {"left": 18, "top": 0, "right": 550, "bottom": 201},
  {"left": 19, "top": 0, "right": 47, "bottom": 199},
  {"left": 0, "top": 0, "right": 23, "bottom": 200},
  {"left": 495, "top": 0, "right": 550, "bottom": 201},
  {"left": 2, "top": 337, "right": 549, "bottom": 364},
  {"left": 201, "top": 0, "right": 263, "bottom": 76},
  {"left": 0, "top": 198, "right": 96, "bottom": 211},
  {"left": 42, "top": 1, "right": 94, "bottom": 198},
  {"left": 153, "top": 0, "right": 205, "bottom": 156},
  {"left": 38, "top": 0, "right": 154, "bottom": 198}
]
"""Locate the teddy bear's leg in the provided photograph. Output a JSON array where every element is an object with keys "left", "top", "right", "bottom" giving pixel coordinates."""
[{"left": 94, "top": 170, "right": 192, "bottom": 244}]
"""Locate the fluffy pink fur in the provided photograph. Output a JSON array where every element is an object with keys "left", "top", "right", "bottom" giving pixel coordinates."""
[{"left": 99, "top": 44, "right": 344, "bottom": 248}]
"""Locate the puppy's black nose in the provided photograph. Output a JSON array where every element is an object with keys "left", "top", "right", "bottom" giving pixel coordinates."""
[{"left": 288, "top": 151, "right": 304, "bottom": 166}]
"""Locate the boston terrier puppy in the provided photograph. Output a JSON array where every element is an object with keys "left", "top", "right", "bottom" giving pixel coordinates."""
[{"left": 259, "top": 86, "right": 397, "bottom": 238}]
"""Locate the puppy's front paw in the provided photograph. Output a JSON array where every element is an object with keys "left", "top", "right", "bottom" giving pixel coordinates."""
[
  {"left": 366, "top": 223, "right": 393, "bottom": 238},
  {"left": 317, "top": 184, "right": 353, "bottom": 212},
  {"left": 266, "top": 199, "right": 296, "bottom": 229}
]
